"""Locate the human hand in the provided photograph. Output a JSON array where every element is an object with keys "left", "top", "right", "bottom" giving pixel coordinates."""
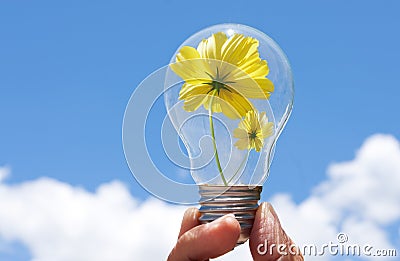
[{"left": 167, "top": 202, "right": 303, "bottom": 261}]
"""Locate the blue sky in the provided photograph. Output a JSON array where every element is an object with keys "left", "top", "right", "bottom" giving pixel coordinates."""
[
  {"left": 1, "top": 0, "right": 399, "bottom": 199},
  {"left": 1, "top": 1, "right": 399, "bottom": 260}
]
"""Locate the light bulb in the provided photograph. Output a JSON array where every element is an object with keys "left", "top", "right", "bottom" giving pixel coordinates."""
[{"left": 164, "top": 24, "right": 294, "bottom": 244}]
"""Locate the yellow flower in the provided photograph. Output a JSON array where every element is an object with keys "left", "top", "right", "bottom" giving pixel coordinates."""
[
  {"left": 170, "top": 32, "right": 274, "bottom": 119},
  {"left": 233, "top": 110, "right": 273, "bottom": 152}
]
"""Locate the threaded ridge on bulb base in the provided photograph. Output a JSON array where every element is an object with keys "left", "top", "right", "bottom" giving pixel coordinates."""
[{"left": 198, "top": 185, "right": 262, "bottom": 245}]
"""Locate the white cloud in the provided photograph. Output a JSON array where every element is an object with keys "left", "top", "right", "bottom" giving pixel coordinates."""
[
  {"left": 0, "top": 134, "right": 399, "bottom": 260},
  {"left": 0, "top": 175, "right": 185, "bottom": 261},
  {"left": 0, "top": 166, "right": 10, "bottom": 182},
  {"left": 271, "top": 134, "right": 400, "bottom": 260}
]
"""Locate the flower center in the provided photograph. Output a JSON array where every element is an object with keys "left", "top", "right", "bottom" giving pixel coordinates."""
[
  {"left": 249, "top": 131, "right": 258, "bottom": 140},
  {"left": 210, "top": 80, "right": 230, "bottom": 94},
  {"left": 204, "top": 67, "right": 235, "bottom": 95}
]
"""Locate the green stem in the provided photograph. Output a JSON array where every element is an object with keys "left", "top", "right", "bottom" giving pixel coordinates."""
[
  {"left": 227, "top": 150, "right": 250, "bottom": 184},
  {"left": 208, "top": 103, "right": 227, "bottom": 186}
]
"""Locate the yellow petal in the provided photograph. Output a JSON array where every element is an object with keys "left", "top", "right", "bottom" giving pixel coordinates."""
[
  {"left": 248, "top": 110, "right": 259, "bottom": 132},
  {"left": 179, "top": 83, "right": 210, "bottom": 100},
  {"left": 202, "top": 94, "right": 222, "bottom": 113},
  {"left": 258, "top": 111, "right": 268, "bottom": 127},
  {"left": 170, "top": 59, "right": 212, "bottom": 84},
  {"left": 170, "top": 46, "right": 213, "bottom": 83},
  {"left": 183, "top": 94, "right": 208, "bottom": 112},
  {"left": 196, "top": 39, "right": 208, "bottom": 58},
  {"left": 221, "top": 91, "right": 253, "bottom": 119},
  {"left": 197, "top": 32, "right": 228, "bottom": 60},
  {"left": 210, "top": 32, "right": 228, "bottom": 60},
  {"left": 234, "top": 138, "right": 250, "bottom": 151},
  {"left": 254, "top": 137, "right": 263, "bottom": 152},
  {"left": 231, "top": 76, "right": 274, "bottom": 99},
  {"left": 221, "top": 34, "right": 258, "bottom": 65},
  {"left": 218, "top": 100, "right": 239, "bottom": 118},
  {"left": 238, "top": 118, "right": 251, "bottom": 132},
  {"left": 254, "top": 78, "right": 274, "bottom": 93},
  {"left": 176, "top": 46, "right": 200, "bottom": 62},
  {"left": 215, "top": 92, "right": 241, "bottom": 119},
  {"left": 261, "top": 122, "right": 274, "bottom": 139},
  {"left": 233, "top": 128, "right": 248, "bottom": 139},
  {"left": 240, "top": 59, "right": 270, "bottom": 78},
  {"left": 221, "top": 34, "right": 244, "bottom": 62}
]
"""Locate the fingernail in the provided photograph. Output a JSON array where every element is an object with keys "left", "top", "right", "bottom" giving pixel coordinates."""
[
  {"left": 266, "top": 203, "right": 280, "bottom": 225},
  {"left": 225, "top": 213, "right": 236, "bottom": 219},
  {"left": 259, "top": 203, "right": 276, "bottom": 222},
  {"left": 256, "top": 203, "right": 279, "bottom": 237}
]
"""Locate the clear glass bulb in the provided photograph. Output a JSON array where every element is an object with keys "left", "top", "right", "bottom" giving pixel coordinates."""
[
  {"left": 164, "top": 23, "right": 294, "bottom": 244},
  {"left": 164, "top": 24, "right": 294, "bottom": 186}
]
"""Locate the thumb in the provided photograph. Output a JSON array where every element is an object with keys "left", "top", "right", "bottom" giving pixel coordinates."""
[{"left": 168, "top": 214, "right": 241, "bottom": 261}]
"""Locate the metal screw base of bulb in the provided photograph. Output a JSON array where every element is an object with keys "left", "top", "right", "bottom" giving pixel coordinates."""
[{"left": 198, "top": 185, "right": 262, "bottom": 245}]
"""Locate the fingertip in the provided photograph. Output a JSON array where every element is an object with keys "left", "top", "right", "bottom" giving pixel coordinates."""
[
  {"left": 255, "top": 202, "right": 280, "bottom": 227},
  {"left": 258, "top": 202, "right": 276, "bottom": 218},
  {"left": 178, "top": 207, "right": 200, "bottom": 238},
  {"left": 205, "top": 214, "right": 241, "bottom": 246},
  {"left": 206, "top": 214, "right": 241, "bottom": 256},
  {"left": 263, "top": 203, "right": 279, "bottom": 222},
  {"left": 184, "top": 207, "right": 200, "bottom": 222},
  {"left": 219, "top": 213, "right": 241, "bottom": 232},
  {"left": 249, "top": 202, "right": 282, "bottom": 260},
  {"left": 170, "top": 214, "right": 241, "bottom": 261}
]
